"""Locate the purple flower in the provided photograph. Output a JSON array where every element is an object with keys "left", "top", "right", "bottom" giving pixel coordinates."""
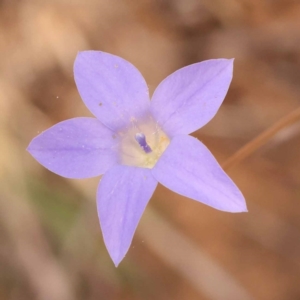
[{"left": 27, "top": 51, "right": 247, "bottom": 266}]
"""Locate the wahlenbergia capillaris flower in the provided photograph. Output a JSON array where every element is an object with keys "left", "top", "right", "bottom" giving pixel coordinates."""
[{"left": 27, "top": 51, "right": 247, "bottom": 266}]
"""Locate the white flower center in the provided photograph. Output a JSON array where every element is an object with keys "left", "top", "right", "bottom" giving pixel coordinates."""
[{"left": 118, "top": 114, "right": 170, "bottom": 168}]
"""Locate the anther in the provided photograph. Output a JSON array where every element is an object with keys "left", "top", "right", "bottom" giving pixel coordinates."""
[{"left": 135, "top": 133, "right": 152, "bottom": 153}]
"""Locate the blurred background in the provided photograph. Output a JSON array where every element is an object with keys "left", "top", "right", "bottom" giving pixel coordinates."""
[{"left": 1, "top": 0, "right": 300, "bottom": 299}]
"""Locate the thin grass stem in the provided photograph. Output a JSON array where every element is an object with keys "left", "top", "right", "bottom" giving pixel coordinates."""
[{"left": 222, "top": 107, "right": 300, "bottom": 171}]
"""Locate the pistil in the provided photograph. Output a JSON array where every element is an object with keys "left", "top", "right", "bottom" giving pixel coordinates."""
[{"left": 135, "top": 133, "right": 152, "bottom": 153}]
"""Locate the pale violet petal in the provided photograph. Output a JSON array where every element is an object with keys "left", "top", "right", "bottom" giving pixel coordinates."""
[
  {"left": 150, "top": 59, "right": 234, "bottom": 136},
  {"left": 74, "top": 51, "right": 150, "bottom": 131},
  {"left": 152, "top": 135, "right": 247, "bottom": 212},
  {"left": 97, "top": 165, "right": 157, "bottom": 266},
  {"left": 27, "top": 118, "right": 118, "bottom": 179}
]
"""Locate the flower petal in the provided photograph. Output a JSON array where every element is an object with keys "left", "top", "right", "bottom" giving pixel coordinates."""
[
  {"left": 150, "top": 59, "right": 234, "bottom": 136},
  {"left": 27, "top": 118, "right": 118, "bottom": 179},
  {"left": 151, "top": 135, "right": 247, "bottom": 212},
  {"left": 97, "top": 165, "right": 157, "bottom": 266},
  {"left": 74, "top": 51, "right": 150, "bottom": 131}
]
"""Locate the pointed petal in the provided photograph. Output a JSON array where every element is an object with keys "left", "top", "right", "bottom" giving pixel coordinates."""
[
  {"left": 152, "top": 135, "right": 247, "bottom": 212},
  {"left": 27, "top": 118, "right": 119, "bottom": 179},
  {"left": 74, "top": 51, "right": 150, "bottom": 131},
  {"left": 150, "top": 59, "right": 234, "bottom": 136},
  {"left": 97, "top": 165, "right": 157, "bottom": 266}
]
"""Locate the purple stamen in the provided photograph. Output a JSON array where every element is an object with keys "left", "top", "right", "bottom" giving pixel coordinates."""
[{"left": 135, "top": 133, "right": 152, "bottom": 153}]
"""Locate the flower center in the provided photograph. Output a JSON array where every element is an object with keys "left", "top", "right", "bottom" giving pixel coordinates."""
[{"left": 118, "top": 114, "right": 170, "bottom": 169}]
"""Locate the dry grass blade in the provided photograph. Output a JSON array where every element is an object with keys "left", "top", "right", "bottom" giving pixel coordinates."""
[
  {"left": 222, "top": 107, "right": 300, "bottom": 171},
  {"left": 139, "top": 208, "right": 255, "bottom": 300}
]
